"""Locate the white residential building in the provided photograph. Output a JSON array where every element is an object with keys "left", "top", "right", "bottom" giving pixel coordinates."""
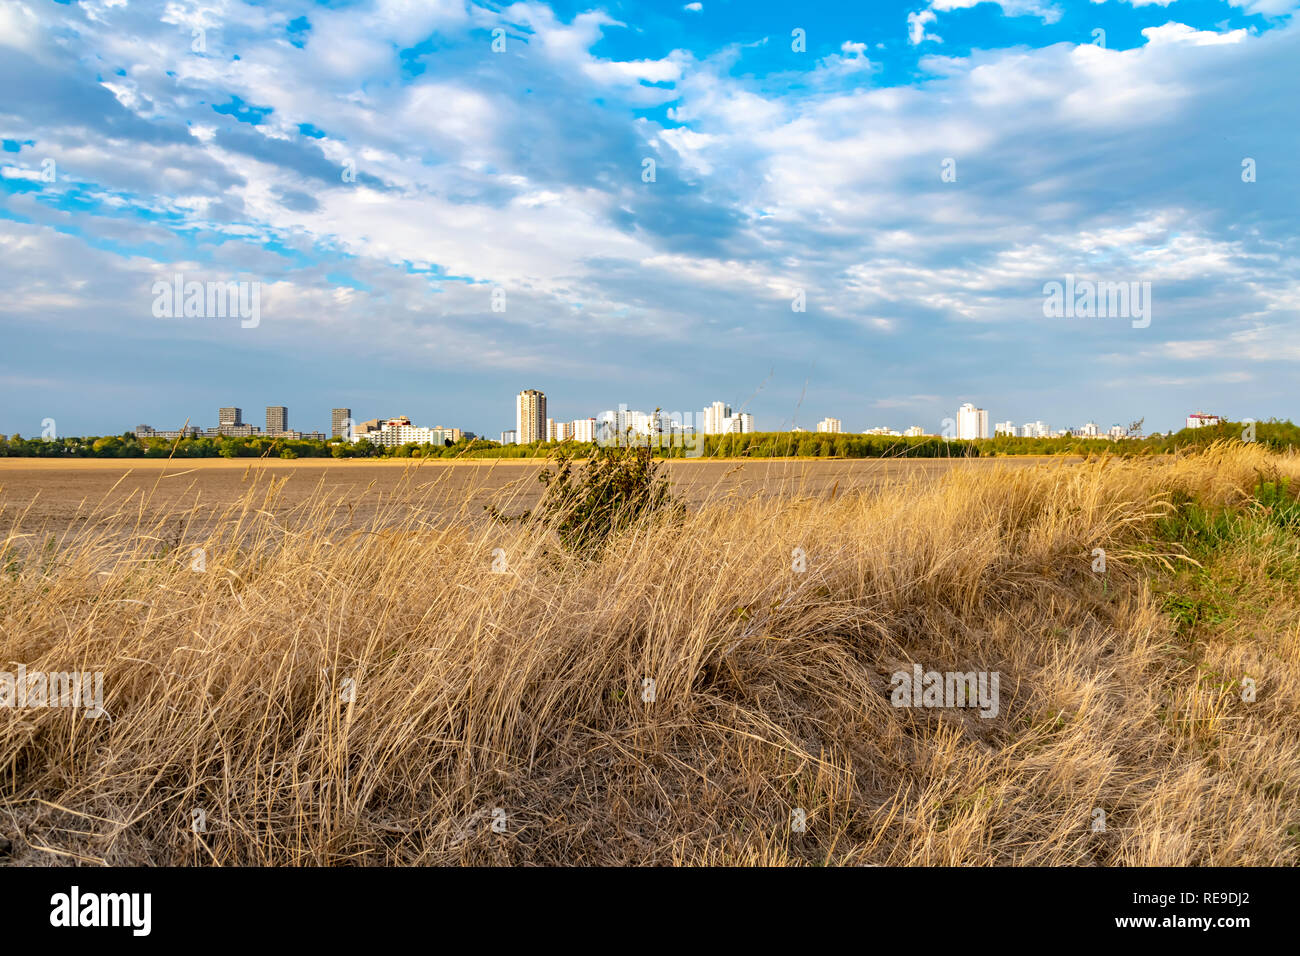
[
  {"left": 597, "top": 408, "right": 620, "bottom": 438},
  {"left": 370, "top": 418, "right": 462, "bottom": 448},
  {"left": 904, "top": 426, "right": 924, "bottom": 437},
  {"left": 1186, "top": 413, "right": 1221, "bottom": 429},
  {"left": 1020, "top": 421, "right": 1049, "bottom": 438},
  {"left": 543, "top": 418, "right": 575, "bottom": 442},
  {"left": 572, "top": 418, "right": 598, "bottom": 443},
  {"left": 700, "top": 401, "right": 732, "bottom": 435},
  {"left": 597, "top": 406, "right": 662, "bottom": 442},
  {"left": 956, "top": 403, "right": 989, "bottom": 440},
  {"left": 994, "top": 420, "right": 1017, "bottom": 437},
  {"left": 817, "top": 417, "right": 842, "bottom": 434},
  {"left": 725, "top": 413, "right": 754, "bottom": 434},
  {"left": 500, "top": 430, "right": 517, "bottom": 445}
]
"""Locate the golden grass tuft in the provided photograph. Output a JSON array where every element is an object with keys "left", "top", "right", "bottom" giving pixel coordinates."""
[{"left": 1, "top": 442, "right": 1298, "bottom": 865}]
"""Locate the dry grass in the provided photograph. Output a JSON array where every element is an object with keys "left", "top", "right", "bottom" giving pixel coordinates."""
[{"left": 1, "top": 442, "right": 1298, "bottom": 865}]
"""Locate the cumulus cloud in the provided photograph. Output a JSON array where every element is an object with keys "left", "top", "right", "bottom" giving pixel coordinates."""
[
  {"left": 1141, "top": 22, "right": 1250, "bottom": 45},
  {"left": 908, "top": 10, "right": 942, "bottom": 45}
]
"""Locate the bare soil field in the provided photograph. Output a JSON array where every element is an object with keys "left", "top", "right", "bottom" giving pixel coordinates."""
[{"left": 0, "top": 456, "right": 1076, "bottom": 539}]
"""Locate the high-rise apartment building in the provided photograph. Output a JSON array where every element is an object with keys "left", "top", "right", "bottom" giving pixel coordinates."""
[
  {"left": 816, "top": 417, "right": 842, "bottom": 434},
  {"left": 516, "top": 389, "right": 546, "bottom": 444},
  {"left": 1020, "top": 421, "right": 1048, "bottom": 438},
  {"left": 994, "top": 420, "right": 1017, "bottom": 436},
  {"left": 956, "top": 403, "right": 989, "bottom": 440},
  {"left": 701, "top": 401, "right": 732, "bottom": 435},
  {"left": 219, "top": 407, "right": 242, "bottom": 428},
  {"left": 598, "top": 406, "right": 637, "bottom": 440},
  {"left": 572, "top": 418, "right": 598, "bottom": 443},
  {"left": 266, "top": 406, "right": 288, "bottom": 435},
  {"left": 727, "top": 413, "right": 754, "bottom": 434},
  {"left": 331, "top": 408, "right": 352, "bottom": 439},
  {"left": 500, "top": 430, "right": 517, "bottom": 445}
]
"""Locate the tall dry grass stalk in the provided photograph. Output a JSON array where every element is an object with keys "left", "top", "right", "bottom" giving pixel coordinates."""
[{"left": 1, "top": 442, "right": 1297, "bottom": 865}]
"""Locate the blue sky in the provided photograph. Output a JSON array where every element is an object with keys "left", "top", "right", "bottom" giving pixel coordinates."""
[{"left": 1, "top": 0, "right": 1298, "bottom": 437}]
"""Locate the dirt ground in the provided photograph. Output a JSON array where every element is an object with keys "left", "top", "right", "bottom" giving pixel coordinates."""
[{"left": 0, "top": 456, "right": 1078, "bottom": 538}]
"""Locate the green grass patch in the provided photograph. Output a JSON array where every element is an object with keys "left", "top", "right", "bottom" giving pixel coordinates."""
[{"left": 1151, "top": 479, "right": 1300, "bottom": 648}]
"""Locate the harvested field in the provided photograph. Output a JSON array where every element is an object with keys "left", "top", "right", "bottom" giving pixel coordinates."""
[
  {"left": 0, "top": 456, "right": 1074, "bottom": 540},
  {"left": 1, "top": 445, "right": 1297, "bottom": 866}
]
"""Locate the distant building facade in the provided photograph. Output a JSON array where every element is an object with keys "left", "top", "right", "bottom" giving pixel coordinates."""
[
  {"left": 135, "top": 425, "right": 201, "bottom": 440},
  {"left": 368, "top": 417, "right": 462, "bottom": 447},
  {"left": 726, "top": 413, "right": 754, "bottom": 434},
  {"left": 517, "top": 390, "right": 546, "bottom": 444},
  {"left": 332, "top": 408, "right": 352, "bottom": 439},
  {"left": 1021, "top": 421, "right": 1049, "bottom": 438},
  {"left": 956, "top": 403, "right": 988, "bottom": 440},
  {"left": 700, "top": 401, "right": 732, "bottom": 436},
  {"left": 266, "top": 406, "right": 288, "bottom": 435},
  {"left": 209, "top": 423, "right": 260, "bottom": 438}
]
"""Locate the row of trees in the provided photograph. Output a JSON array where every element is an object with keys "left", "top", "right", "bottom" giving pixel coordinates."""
[
  {"left": 2, "top": 419, "right": 1295, "bottom": 460},
  {"left": 0, "top": 432, "right": 481, "bottom": 460}
]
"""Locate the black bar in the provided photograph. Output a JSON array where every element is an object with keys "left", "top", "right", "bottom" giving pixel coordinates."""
[{"left": 0, "top": 866, "right": 1274, "bottom": 942}]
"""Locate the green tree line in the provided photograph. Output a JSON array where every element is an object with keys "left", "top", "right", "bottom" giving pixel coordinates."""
[{"left": 2, "top": 419, "right": 1294, "bottom": 460}]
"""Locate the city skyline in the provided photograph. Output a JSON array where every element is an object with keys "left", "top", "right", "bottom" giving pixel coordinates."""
[
  {"left": 2, "top": 2, "right": 1297, "bottom": 438},
  {"left": 112, "top": 393, "right": 1189, "bottom": 444},
  {"left": 0, "top": 381, "right": 1273, "bottom": 440}
]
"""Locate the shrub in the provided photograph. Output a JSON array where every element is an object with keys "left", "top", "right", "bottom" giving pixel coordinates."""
[{"left": 496, "top": 444, "right": 684, "bottom": 556}]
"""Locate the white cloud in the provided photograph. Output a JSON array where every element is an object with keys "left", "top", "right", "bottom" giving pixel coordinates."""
[
  {"left": 1093, "top": 0, "right": 1176, "bottom": 8},
  {"left": 1142, "top": 22, "right": 1250, "bottom": 45},
  {"left": 0, "top": 1, "right": 42, "bottom": 52},
  {"left": 908, "top": 10, "right": 941, "bottom": 45},
  {"left": 1226, "top": 0, "right": 1300, "bottom": 15},
  {"left": 3, "top": 0, "right": 1298, "bottom": 433},
  {"left": 930, "top": 0, "right": 1062, "bottom": 24}
]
